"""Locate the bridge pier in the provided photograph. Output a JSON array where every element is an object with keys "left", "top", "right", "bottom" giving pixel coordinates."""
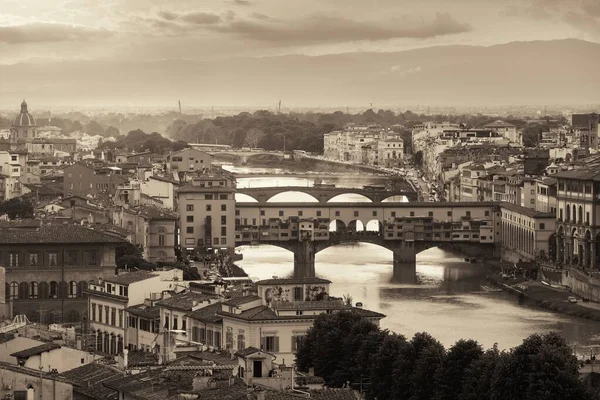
[
  {"left": 392, "top": 242, "right": 417, "bottom": 284},
  {"left": 293, "top": 241, "right": 316, "bottom": 279}
]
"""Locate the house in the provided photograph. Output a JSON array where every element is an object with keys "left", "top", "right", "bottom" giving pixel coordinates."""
[
  {"left": 1, "top": 221, "right": 126, "bottom": 320},
  {"left": 85, "top": 269, "right": 184, "bottom": 355},
  {"left": 0, "top": 361, "right": 74, "bottom": 400},
  {"left": 63, "top": 162, "right": 128, "bottom": 198},
  {"left": 9, "top": 341, "right": 101, "bottom": 373},
  {"left": 140, "top": 175, "right": 180, "bottom": 210},
  {"left": 186, "top": 302, "right": 223, "bottom": 351},
  {"left": 59, "top": 363, "right": 121, "bottom": 400},
  {"left": 219, "top": 278, "right": 385, "bottom": 362},
  {"left": 166, "top": 148, "right": 213, "bottom": 175}
]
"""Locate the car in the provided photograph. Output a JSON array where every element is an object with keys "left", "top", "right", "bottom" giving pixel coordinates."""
[{"left": 568, "top": 296, "right": 578, "bottom": 303}]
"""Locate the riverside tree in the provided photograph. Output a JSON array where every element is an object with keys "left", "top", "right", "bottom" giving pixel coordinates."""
[{"left": 296, "top": 312, "right": 593, "bottom": 400}]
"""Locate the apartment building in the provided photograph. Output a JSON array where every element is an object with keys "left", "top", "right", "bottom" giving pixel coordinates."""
[
  {"left": 166, "top": 148, "right": 213, "bottom": 175},
  {"left": 63, "top": 162, "right": 128, "bottom": 198}
]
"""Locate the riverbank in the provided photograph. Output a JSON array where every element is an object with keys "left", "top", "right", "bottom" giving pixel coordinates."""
[{"left": 487, "top": 273, "right": 600, "bottom": 322}]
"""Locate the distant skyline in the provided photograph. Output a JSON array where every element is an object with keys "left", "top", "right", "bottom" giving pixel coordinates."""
[{"left": 1, "top": 0, "right": 599, "bottom": 64}]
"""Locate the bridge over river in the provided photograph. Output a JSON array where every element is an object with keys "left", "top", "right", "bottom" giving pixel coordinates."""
[
  {"left": 234, "top": 201, "right": 502, "bottom": 283},
  {"left": 236, "top": 186, "right": 417, "bottom": 203}
]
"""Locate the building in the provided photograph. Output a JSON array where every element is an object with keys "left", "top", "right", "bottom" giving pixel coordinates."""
[
  {"left": 2, "top": 221, "right": 126, "bottom": 320},
  {"left": 140, "top": 175, "right": 180, "bottom": 210},
  {"left": 0, "top": 361, "right": 74, "bottom": 400},
  {"left": 218, "top": 277, "right": 385, "bottom": 362},
  {"left": 535, "top": 177, "right": 558, "bottom": 214},
  {"left": 553, "top": 169, "right": 600, "bottom": 268},
  {"left": 85, "top": 269, "right": 184, "bottom": 355},
  {"left": 323, "top": 125, "right": 402, "bottom": 166},
  {"left": 500, "top": 202, "right": 556, "bottom": 262},
  {"left": 9, "top": 342, "right": 100, "bottom": 373},
  {"left": 572, "top": 113, "right": 599, "bottom": 149},
  {"left": 377, "top": 138, "right": 404, "bottom": 167},
  {"left": 58, "top": 362, "right": 122, "bottom": 400},
  {"left": 63, "top": 162, "right": 128, "bottom": 198},
  {"left": 112, "top": 205, "right": 178, "bottom": 262},
  {"left": 177, "top": 168, "right": 237, "bottom": 253},
  {"left": 484, "top": 120, "right": 518, "bottom": 144},
  {"left": 0, "top": 150, "right": 22, "bottom": 200},
  {"left": 166, "top": 148, "right": 213, "bottom": 175},
  {"left": 9, "top": 100, "right": 37, "bottom": 141}
]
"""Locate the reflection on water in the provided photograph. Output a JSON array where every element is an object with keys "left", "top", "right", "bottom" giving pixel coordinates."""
[
  {"left": 237, "top": 242, "right": 600, "bottom": 351},
  {"left": 233, "top": 169, "right": 600, "bottom": 352}
]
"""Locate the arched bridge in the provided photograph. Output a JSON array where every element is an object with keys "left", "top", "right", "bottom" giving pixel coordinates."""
[
  {"left": 236, "top": 186, "right": 418, "bottom": 203},
  {"left": 208, "top": 150, "right": 285, "bottom": 164},
  {"left": 234, "top": 201, "right": 502, "bottom": 282}
]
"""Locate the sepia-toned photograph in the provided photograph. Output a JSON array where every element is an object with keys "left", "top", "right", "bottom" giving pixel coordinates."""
[{"left": 1, "top": 0, "right": 600, "bottom": 399}]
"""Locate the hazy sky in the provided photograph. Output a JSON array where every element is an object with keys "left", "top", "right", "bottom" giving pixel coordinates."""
[{"left": 1, "top": 0, "right": 599, "bottom": 64}]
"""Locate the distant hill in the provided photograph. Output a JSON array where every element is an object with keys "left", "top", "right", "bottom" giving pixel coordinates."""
[{"left": 1, "top": 39, "right": 599, "bottom": 108}]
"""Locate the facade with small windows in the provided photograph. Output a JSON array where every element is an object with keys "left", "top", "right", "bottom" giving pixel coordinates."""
[
  {"left": 63, "top": 162, "right": 127, "bottom": 198},
  {"left": 500, "top": 203, "right": 556, "bottom": 262},
  {"left": 177, "top": 169, "right": 237, "bottom": 252},
  {"left": 1, "top": 223, "right": 125, "bottom": 323},
  {"left": 535, "top": 177, "right": 557, "bottom": 214},
  {"left": 186, "top": 302, "right": 223, "bottom": 351},
  {"left": 553, "top": 169, "right": 600, "bottom": 269},
  {"left": 166, "top": 148, "right": 213, "bottom": 175},
  {"left": 85, "top": 269, "right": 183, "bottom": 355}
]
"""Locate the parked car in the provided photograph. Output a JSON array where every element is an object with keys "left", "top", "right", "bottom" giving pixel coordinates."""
[{"left": 568, "top": 296, "right": 578, "bottom": 303}]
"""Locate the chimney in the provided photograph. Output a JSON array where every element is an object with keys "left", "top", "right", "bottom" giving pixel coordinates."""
[{"left": 122, "top": 349, "right": 128, "bottom": 369}]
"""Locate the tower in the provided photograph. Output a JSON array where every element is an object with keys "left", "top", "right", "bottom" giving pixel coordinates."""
[{"left": 10, "top": 99, "right": 37, "bottom": 142}]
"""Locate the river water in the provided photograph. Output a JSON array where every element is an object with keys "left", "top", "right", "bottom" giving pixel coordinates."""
[{"left": 225, "top": 165, "right": 600, "bottom": 353}]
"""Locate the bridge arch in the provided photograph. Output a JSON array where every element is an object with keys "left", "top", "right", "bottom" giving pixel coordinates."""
[
  {"left": 267, "top": 191, "right": 319, "bottom": 203},
  {"left": 328, "top": 193, "right": 373, "bottom": 203},
  {"left": 235, "top": 193, "right": 259, "bottom": 203},
  {"left": 347, "top": 220, "right": 365, "bottom": 232},
  {"left": 382, "top": 195, "right": 409, "bottom": 203},
  {"left": 365, "top": 219, "right": 383, "bottom": 232},
  {"left": 329, "top": 219, "right": 347, "bottom": 232}
]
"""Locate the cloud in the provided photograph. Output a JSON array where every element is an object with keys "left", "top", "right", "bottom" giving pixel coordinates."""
[
  {"left": 210, "top": 13, "right": 470, "bottom": 45},
  {"left": 390, "top": 66, "right": 422, "bottom": 77},
  {"left": 156, "top": 10, "right": 222, "bottom": 25},
  {"left": 0, "top": 23, "right": 112, "bottom": 44},
  {"left": 231, "top": 0, "right": 252, "bottom": 5}
]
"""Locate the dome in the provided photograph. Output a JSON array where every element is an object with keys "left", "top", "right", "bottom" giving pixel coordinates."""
[{"left": 12, "top": 100, "right": 36, "bottom": 127}]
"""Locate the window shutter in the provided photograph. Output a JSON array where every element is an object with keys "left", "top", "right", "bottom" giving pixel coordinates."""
[
  {"left": 274, "top": 336, "right": 279, "bottom": 352},
  {"left": 260, "top": 337, "right": 266, "bottom": 351},
  {"left": 291, "top": 336, "right": 296, "bottom": 351}
]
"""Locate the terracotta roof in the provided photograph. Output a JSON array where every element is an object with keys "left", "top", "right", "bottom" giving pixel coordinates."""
[
  {"left": 150, "top": 175, "right": 181, "bottom": 185},
  {"left": 0, "top": 223, "right": 127, "bottom": 244},
  {"left": 156, "top": 291, "right": 217, "bottom": 311},
  {"left": 59, "top": 363, "right": 121, "bottom": 400},
  {"left": 233, "top": 347, "right": 264, "bottom": 359},
  {"left": 11, "top": 342, "right": 61, "bottom": 358},
  {"left": 127, "top": 350, "right": 159, "bottom": 367},
  {"left": 222, "top": 295, "right": 261, "bottom": 306},
  {"left": 256, "top": 277, "right": 331, "bottom": 286},
  {"left": 0, "top": 333, "right": 15, "bottom": 344},
  {"left": 500, "top": 202, "right": 555, "bottom": 219},
  {"left": 104, "top": 271, "right": 159, "bottom": 285},
  {"left": 350, "top": 307, "right": 386, "bottom": 319},
  {"left": 185, "top": 302, "right": 222, "bottom": 323},
  {"left": 187, "top": 351, "right": 238, "bottom": 366},
  {"left": 0, "top": 361, "right": 74, "bottom": 384},
  {"left": 121, "top": 205, "right": 178, "bottom": 220},
  {"left": 552, "top": 168, "right": 600, "bottom": 181},
  {"left": 219, "top": 305, "right": 279, "bottom": 321},
  {"left": 125, "top": 303, "right": 161, "bottom": 320}
]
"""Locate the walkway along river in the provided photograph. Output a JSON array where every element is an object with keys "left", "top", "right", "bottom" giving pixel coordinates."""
[{"left": 227, "top": 165, "right": 600, "bottom": 354}]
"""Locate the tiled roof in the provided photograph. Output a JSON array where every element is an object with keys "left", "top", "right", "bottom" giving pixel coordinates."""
[
  {"left": 350, "top": 307, "right": 386, "bottom": 319},
  {"left": 156, "top": 291, "right": 217, "bottom": 311},
  {"left": 125, "top": 303, "right": 161, "bottom": 320},
  {"left": 11, "top": 342, "right": 61, "bottom": 358},
  {"left": 552, "top": 168, "right": 600, "bottom": 181},
  {"left": 177, "top": 186, "right": 236, "bottom": 193},
  {"left": 59, "top": 363, "right": 121, "bottom": 400},
  {"left": 104, "top": 271, "right": 159, "bottom": 285},
  {"left": 0, "top": 333, "right": 15, "bottom": 344},
  {"left": 127, "top": 350, "right": 159, "bottom": 367},
  {"left": 219, "top": 305, "right": 279, "bottom": 321},
  {"left": 256, "top": 277, "right": 332, "bottom": 286},
  {"left": 0, "top": 361, "right": 74, "bottom": 384},
  {"left": 185, "top": 302, "right": 222, "bottom": 323},
  {"left": 0, "top": 223, "right": 127, "bottom": 244},
  {"left": 222, "top": 295, "right": 261, "bottom": 306},
  {"left": 188, "top": 351, "right": 238, "bottom": 366},
  {"left": 500, "top": 202, "right": 555, "bottom": 219},
  {"left": 233, "top": 347, "right": 263, "bottom": 359},
  {"left": 122, "top": 205, "right": 178, "bottom": 220},
  {"left": 150, "top": 175, "right": 181, "bottom": 185}
]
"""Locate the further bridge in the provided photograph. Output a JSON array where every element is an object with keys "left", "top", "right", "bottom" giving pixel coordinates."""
[
  {"left": 237, "top": 186, "right": 417, "bottom": 203},
  {"left": 235, "top": 201, "right": 502, "bottom": 283}
]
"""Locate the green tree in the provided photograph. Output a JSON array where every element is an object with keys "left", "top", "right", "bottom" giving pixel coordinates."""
[
  {"left": 105, "top": 126, "right": 120, "bottom": 137},
  {"left": 459, "top": 344, "right": 502, "bottom": 400},
  {"left": 433, "top": 339, "right": 483, "bottom": 400},
  {"left": 414, "top": 150, "right": 423, "bottom": 166},
  {"left": 410, "top": 341, "right": 446, "bottom": 400},
  {"left": 368, "top": 333, "right": 410, "bottom": 400},
  {"left": 0, "top": 198, "right": 34, "bottom": 219}
]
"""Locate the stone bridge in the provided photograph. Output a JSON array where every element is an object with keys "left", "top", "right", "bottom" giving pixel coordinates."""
[
  {"left": 208, "top": 150, "right": 285, "bottom": 164},
  {"left": 236, "top": 186, "right": 418, "bottom": 203},
  {"left": 234, "top": 201, "right": 502, "bottom": 283}
]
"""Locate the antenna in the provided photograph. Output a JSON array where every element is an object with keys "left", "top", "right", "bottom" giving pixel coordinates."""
[
  {"left": 178, "top": 100, "right": 182, "bottom": 114},
  {"left": 211, "top": 106, "right": 214, "bottom": 119}
]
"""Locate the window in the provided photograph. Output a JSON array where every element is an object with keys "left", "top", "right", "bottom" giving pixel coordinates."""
[
  {"left": 105, "top": 307, "right": 109, "bottom": 323},
  {"left": 159, "top": 235, "right": 165, "bottom": 246},
  {"left": 237, "top": 330, "right": 246, "bottom": 350},
  {"left": 48, "top": 252, "right": 58, "bottom": 267},
  {"left": 68, "top": 281, "right": 78, "bottom": 298},
  {"left": 49, "top": 281, "right": 58, "bottom": 298},
  {"left": 215, "top": 332, "right": 221, "bottom": 348},
  {"left": 204, "top": 194, "right": 212, "bottom": 200},
  {"left": 466, "top": 211, "right": 471, "bottom": 217},
  {"left": 207, "top": 330, "right": 213, "bottom": 346},
  {"left": 182, "top": 319, "right": 187, "bottom": 333},
  {"left": 263, "top": 336, "right": 279, "bottom": 352},
  {"left": 213, "top": 238, "right": 219, "bottom": 245},
  {"left": 206, "top": 204, "right": 212, "bottom": 211},
  {"left": 86, "top": 251, "right": 97, "bottom": 265},
  {"left": 164, "top": 316, "right": 169, "bottom": 329},
  {"left": 485, "top": 211, "right": 490, "bottom": 216},
  {"left": 294, "top": 286, "right": 303, "bottom": 301},
  {"left": 279, "top": 211, "right": 284, "bottom": 217},
  {"left": 428, "top": 211, "right": 433, "bottom": 217},
  {"left": 221, "top": 227, "right": 227, "bottom": 236},
  {"left": 186, "top": 226, "right": 194, "bottom": 234},
  {"left": 221, "top": 216, "right": 227, "bottom": 225},
  {"left": 186, "top": 215, "right": 194, "bottom": 223},
  {"left": 66, "top": 251, "right": 77, "bottom": 266},
  {"left": 226, "top": 327, "right": 233, "bottom": 350},
  {"left": 29, "top": 253, "right": 38, "bottom": 267},
  {"left": 221, "top": 204, "right": 227, "bottom": 211},
  {"left": 186, "top": 204, "right": 194, "bottom": 211},
  {"left": 540, "top": 223, "right": 545, "bottom": 230},
  {"left": 391, "top": 211, "right": 396, "bottom": 217},
  {"left": 220, "top": 194, "right": 228, "bottom": 200},
  {"left": 111, "top": 307, "right": 116, "bottom": 325},
  {"left": 335, "top": 211, "right": 340, "bottom": 217},
  {"left": 410, "top": 211, "right": 415, "bottom": 217},
  {"left": 260, "top": 210, "right": 265, "bottom": 216},
  {"left": 9, "top": 282, "right": 18, "bottom": 300},
  {"left": 9, "top": 253, "right": 19, "bottom": 267},
  {"left": 354, "top": 211, "right": 359, "bottom": 217},
  {"left": 447, "top": 211, "right": 452, "bottom": 217},
  {"left": 92, "top": 304, "right": 97, "bottom": 321},
  {"left": 298, "top": 211, "right": 303, "bottom": 216}
]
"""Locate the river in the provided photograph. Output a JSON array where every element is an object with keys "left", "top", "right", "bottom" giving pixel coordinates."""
[{"left": 225, "top": 165, "right": 600, "bottom": 353}]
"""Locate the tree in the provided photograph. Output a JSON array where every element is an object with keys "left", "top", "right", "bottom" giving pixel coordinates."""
[
  {"left": 245, "top": 128, "right": 265, "bottom": 148},
  {"left": 414, "top": 150, "right": 423, "bottom": 166},
  {"left": 115, "top": 242, "right": 144, "bottom": 269},
  {"left": 0, "top": 198, "right": 33, "bottom": 219},
  {"left": 459, "top": 344, "right": 502, "bottom": 400},
  {"left": 410, "top": 341, "right": 446, "bottom": 400},
  {"left": 105, "top": 126, "right": 120, "bottom": 137},
  {"left": 433, "top": 339, "right": 483, "bottom": 400},
  {"left": 368, "top": 333, "right": 410, "bottom": 400}
]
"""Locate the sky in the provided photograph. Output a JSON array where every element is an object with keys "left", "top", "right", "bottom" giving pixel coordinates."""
[{"left": 1, "top": 0, "right": 599, "bottom": 65}]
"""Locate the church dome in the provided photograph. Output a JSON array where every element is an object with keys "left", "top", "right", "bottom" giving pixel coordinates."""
[{"left": 12, "top": 100, "right": 36, "bottom": 127}]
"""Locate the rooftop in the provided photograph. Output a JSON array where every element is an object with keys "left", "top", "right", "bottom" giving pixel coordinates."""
[
  {"left": 0, "top": 361, "right": 73, "bottom": 384},
  {"left": 121, "top": 205, "right": 178, "bottom": 221},
  {"left": 552, "top": 168, "right": 600, "bottom": 181},
  {"left": 185, "top": 302, "right": 222, "bottom": 323},
  {"left": 500, "top": 202, "right": 555, "bottom": 219},
  {"left": 104, "top": 271, "right": 159, "bottom": 286},
  {"left": 156, "top": 291, "right": 217, "bottom": 311},
  {"left": 11, "top": 342, "right": 61, "bottom": 358},
  {"left": 0, "top": 222, "right": 127, "bottom": 244},
  {"left": 125, "top": 303, "right": 161, "bottom": 320},
  {"left": 222, "top": 295, "right": 261, "bottom": 307},
  {"left": 59, "top": 363, "right": 121, "bottom": 400}
]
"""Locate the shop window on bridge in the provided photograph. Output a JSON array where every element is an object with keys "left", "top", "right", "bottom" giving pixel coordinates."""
[
  {"left": 410, "top": 211, "right": 415, "bottom": 217},
  {"left": 29, "top": 253, "right": 38, "bottom": 267},
  {"left": 49, "top": 281, "right": 58, "bottom": 298},
  {"left": 317, "top": 211, "right": 322, "bottom": 217},
  {"left": 30, "top": 282, "right": 38, "bottom": 299},
  {"left": 279, "top": 211, "right": 284, "bottom": 217},
  {"left": 335, "top": 211, "right": 340, "bottom": 217},
  {"left": 447, "top": 211, "right": 452, "bottom": 217},
  {"left": 428, "top": 211, "right": 433, "bottom": 217}
]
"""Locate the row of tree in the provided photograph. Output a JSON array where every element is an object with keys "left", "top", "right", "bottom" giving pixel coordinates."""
[
  {"left": 297, "top": 311, "right": 594, "bottom": 400},
  {"left": 98, "top": 129, "right": 188, "bottom": 154}
]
